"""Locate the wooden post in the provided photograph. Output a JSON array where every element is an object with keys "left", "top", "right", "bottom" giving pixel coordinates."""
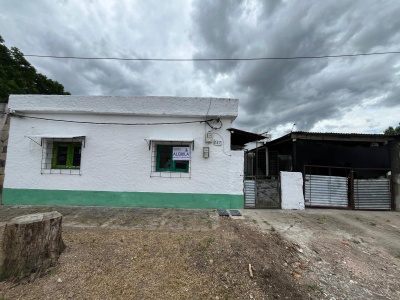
[{"left": 0, "top": 211, "right": 66, "bottom": 281}]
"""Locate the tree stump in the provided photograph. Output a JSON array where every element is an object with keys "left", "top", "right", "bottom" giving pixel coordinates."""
[{"left": 0, "top": 211, "right": 66, "bottom": 281}]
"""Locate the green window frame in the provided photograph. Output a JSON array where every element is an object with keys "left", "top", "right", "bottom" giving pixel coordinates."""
[
  {"left": 52, "top": 142, "right": 82, "bottom": 169},
  {"left": 156, "top": 145, "right": 189, "bottom": 173}
]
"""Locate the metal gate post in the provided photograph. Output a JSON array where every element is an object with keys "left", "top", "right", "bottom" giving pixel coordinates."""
[{"left": 349, "top": 170, "right": 355, "bottom": 209}]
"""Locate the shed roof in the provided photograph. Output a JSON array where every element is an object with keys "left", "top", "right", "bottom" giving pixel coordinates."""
[
  {"left": 268, "top": 131, "right": 397, "bottom": 147},
  {"left": 8, "top": 95, "right": 239, "bottom": 119},
  {"left": 227, "top": 128, "right": 267, "bottom": 146}
]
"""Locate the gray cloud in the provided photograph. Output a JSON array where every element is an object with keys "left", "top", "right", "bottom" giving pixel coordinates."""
[
  {"left": 191, "top": 0, "right": 400, "bottom": 135},
  {"left": 0, "top": 0, "right": 399, "bottom": 137}
]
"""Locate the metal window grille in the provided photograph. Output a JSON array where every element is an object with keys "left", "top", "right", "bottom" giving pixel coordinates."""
[
  {"left": 150, "top": 141, "right": 192, "bottom": 178},
  {"left": 41, "top": 137, "right": 84, "bottom": 175}
]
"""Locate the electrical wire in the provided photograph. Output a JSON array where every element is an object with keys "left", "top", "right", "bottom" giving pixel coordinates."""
[
  {"left": 17, "top": 50, "right": 400, "bottom": 62},
  {"left": 10, "top": 112, "right": 217, "bottom": 126},
  {"left": 205, "top": 119, "right": 223, "bottom": 130}
]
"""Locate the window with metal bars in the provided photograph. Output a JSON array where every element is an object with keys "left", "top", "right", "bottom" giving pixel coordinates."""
[
  {"left": 150, "top": 141, "right": 192, "bottom": 178},
  {"left": 41, "top": 138, "right": 84, "bottom": 175}
]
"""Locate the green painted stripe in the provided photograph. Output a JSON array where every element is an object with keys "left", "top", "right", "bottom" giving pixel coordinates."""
[{"left": 2, "top": 188, "right": 244, "bottom": 209}]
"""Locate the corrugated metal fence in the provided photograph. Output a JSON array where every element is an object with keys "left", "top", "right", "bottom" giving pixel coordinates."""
[
  {"left": 304, "top": 165, "right": 392, "bottom": 210},
  {"left": 305, "top": 174, "right": 348, "bottom": 207},
  {"left": 244, "top": 180, "right": 256, "bottom": 208},
  {"left": 354, "top": 179, "right": 391, "bottom": 210}
]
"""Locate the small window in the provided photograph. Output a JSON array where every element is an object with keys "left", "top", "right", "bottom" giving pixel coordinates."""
[
  {"left": 52, "top": 143, "right": 82, "bottom": 169},
  {"left": 156, "top": 145, "right": 189, "bottom": 173}
]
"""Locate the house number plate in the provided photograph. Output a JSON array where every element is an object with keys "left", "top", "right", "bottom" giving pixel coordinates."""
[{"left": 213, "top": 140, "right": 222, "bottom": 146}]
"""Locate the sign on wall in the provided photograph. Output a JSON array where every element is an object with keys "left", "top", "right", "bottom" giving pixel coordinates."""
[{"left": 173, "top": 147, "right": 191, "bottom": 160}]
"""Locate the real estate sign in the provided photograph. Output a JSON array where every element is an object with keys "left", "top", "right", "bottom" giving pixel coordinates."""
[{"left": 172, "top": 147, "right": 191, "bottom": 160}]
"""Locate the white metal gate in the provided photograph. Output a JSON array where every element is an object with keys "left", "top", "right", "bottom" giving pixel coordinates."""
[
  {"left": 305, "top": 174, "right": 348, "bottom": 207},
  {"left": 354, "top": 179, "right": 392, "bottom": 210}
]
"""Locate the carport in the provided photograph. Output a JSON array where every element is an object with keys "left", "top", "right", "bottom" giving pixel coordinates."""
[{"left": 247, "top": 132, "right": 399, "bottom": 210}]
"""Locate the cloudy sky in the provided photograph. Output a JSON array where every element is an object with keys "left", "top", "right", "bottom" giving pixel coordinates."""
[{"left": 1, "top": 0, "right": 400, "bottom": 138}]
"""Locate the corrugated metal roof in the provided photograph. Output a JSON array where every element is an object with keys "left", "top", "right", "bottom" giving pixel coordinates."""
[{"left": 267, "top": 131, "right": 398, "bottom": 146}]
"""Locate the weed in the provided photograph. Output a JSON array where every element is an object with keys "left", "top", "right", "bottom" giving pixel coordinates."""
[
  {"left": 195, "top": 237, "right": 215, "bottom": 253},
  {"left": 370, "top": 221, "right": 377, "bottom": 226},
  {"left": 271, "top": 226, "right": 276, "bottom": 232},
  {"left": 47, "top": 266, "right": 58, "bottom": 276},
  {"left": 252, "top": 219, "right": 258, "bottom": 224},
  {"left": 352, "top": 239, "right": 360, "bottom": 244},
  {"left": 263, "top": 220, "right": 270, "bottom": 225},
  {"left": 0, "top": 293, "right": 5, "bottom": 300},
  {"left": 307, "top": 284, "right": 323, "bottom": 292},
  {"left": 206, "top": 220, "right": 213, "bottom": 229}
]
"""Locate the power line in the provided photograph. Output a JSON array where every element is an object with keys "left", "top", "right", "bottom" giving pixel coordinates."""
[
  {"left": 20, "top": 51, "right": 400, "bottom": 62},
  {"left": 11, "top": 113, "right": 217, "bottom": 126}
]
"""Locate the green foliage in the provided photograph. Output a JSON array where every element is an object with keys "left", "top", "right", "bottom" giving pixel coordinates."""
[
  {"left": 384, "top": 126, "right": 399, "bottom": 135},
  {"left": 384, "top": 123, "right": 400, "bottom": 135},
  {"left": 0, "top": 35, "right": 70, "bottom": 103}
]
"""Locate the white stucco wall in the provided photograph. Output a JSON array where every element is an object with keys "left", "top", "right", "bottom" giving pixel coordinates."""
[
  {"left": 5, "top": 96, "right": 243, "bottom": 197},
  {"left": 280, "top": 171, "right": 305, "bottom": 210}
]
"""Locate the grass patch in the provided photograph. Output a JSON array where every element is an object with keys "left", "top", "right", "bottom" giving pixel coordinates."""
[
  {"left": 307, "top": 284, "right": 323, "bottom": 292},
  {"left": 206, "top": 220, "right": 213, "bottom": 229},
  {"left": 195, "top": 237, "right": 215, "bottom": 253}
]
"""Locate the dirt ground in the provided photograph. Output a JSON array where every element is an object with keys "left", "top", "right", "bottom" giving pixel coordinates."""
[
  {"left": 244, "top": 209, "right": 400, "bottom": 300},
  {"left": 0, "top": 206, "right": 398, "bottom": 299}
]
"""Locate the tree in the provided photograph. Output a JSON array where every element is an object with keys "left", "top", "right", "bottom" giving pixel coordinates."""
[
  {"left": 384, "top": 123, "right": 400, "bottom": 135},
  {"left": 0, "top": 35, "right": 70, "bottom": 103},
  {"left": 0, "top": 211, "right": 65, "bottom": 282}
]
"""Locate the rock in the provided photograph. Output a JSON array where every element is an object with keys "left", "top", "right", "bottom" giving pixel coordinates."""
[{"left": 57, "top": 278, "right": 63, "bottom": 283}]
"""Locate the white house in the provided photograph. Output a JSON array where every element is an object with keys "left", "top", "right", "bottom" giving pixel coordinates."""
[{"left": 3, "top": 95, "right": 244, "bottom": 209}]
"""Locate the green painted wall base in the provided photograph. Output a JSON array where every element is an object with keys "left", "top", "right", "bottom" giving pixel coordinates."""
[{"left": 2, "top": 188, "right": 244, "bottom": 209}]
